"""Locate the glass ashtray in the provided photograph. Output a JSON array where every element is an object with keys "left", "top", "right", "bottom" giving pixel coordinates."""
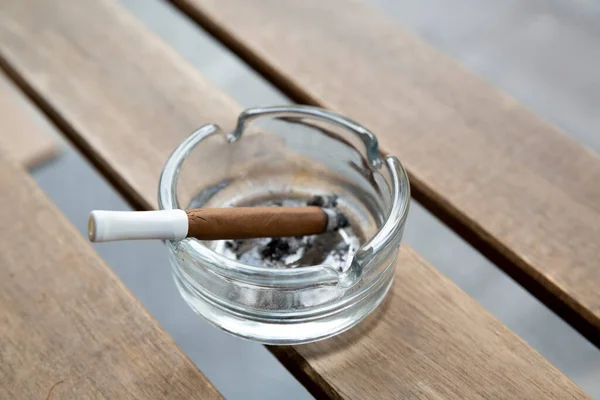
[{"left": 158, "top": 105, "right": 410, "bottom": 345}]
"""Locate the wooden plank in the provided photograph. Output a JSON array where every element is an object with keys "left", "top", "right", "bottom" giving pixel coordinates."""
[
  {"left": 170, "top": 0, "right": 600, "bottom": 343},
  {"left": 0, "top": 0, "right": 588, "bottom": 398},
  {"left": 0, "top": 150, "right": 221, "bottom": 399},
  {"left": 0, "top": 70, "right": 57, "bottom": 167}
]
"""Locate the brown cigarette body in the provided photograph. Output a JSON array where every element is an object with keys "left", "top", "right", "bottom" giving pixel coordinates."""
[{"left": 185, "top": 206, "right": 328, "bottom": 240}]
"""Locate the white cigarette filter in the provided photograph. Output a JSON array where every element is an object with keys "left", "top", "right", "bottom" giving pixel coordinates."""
[{"left": 88, "top": 210, "right": 189, "bottom": 242}]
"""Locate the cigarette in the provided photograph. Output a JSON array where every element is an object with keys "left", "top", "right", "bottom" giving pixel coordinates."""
[{"left": 88, "top": 206, "right": 348, "bottom": 243}]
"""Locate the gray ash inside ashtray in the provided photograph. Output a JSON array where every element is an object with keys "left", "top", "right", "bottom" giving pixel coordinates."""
[{"left": 214, "top": 195, "right": 362, "bottom": 272}]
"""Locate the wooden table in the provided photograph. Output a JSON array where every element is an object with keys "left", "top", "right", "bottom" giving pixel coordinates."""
[{"left": 0, "top": 0, "right": 596, "bottom": 398}]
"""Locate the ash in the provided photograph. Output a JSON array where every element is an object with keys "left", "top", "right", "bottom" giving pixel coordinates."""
[{"left": 216, "top": 195, "right": 361, "bottom": 272}]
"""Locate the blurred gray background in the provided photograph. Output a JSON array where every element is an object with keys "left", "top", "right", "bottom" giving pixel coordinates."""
[{"left": 12, "top": 0, "right": 600, "bottom": 398}]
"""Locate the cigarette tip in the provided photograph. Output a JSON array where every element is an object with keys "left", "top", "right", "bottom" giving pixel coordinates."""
[
  {"left": 88, "top": 212, "right": 97, "bottom": 242},
  {"left": 323, "top": 208, "right": 350, "bottom": 232}
]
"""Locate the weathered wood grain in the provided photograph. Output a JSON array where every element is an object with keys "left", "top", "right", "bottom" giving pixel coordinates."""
[
  {"left": 0, "top": 0, "right": 589, "bottom": 398},
  {"left": 0, "top": 70, "right": 57, "bottom": 167},
  {"left": 171, "top": 0, "right": 600, "bottom": 343},
  {"left": 0, "top": 150, "right": 221, "bottom": 399}
]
